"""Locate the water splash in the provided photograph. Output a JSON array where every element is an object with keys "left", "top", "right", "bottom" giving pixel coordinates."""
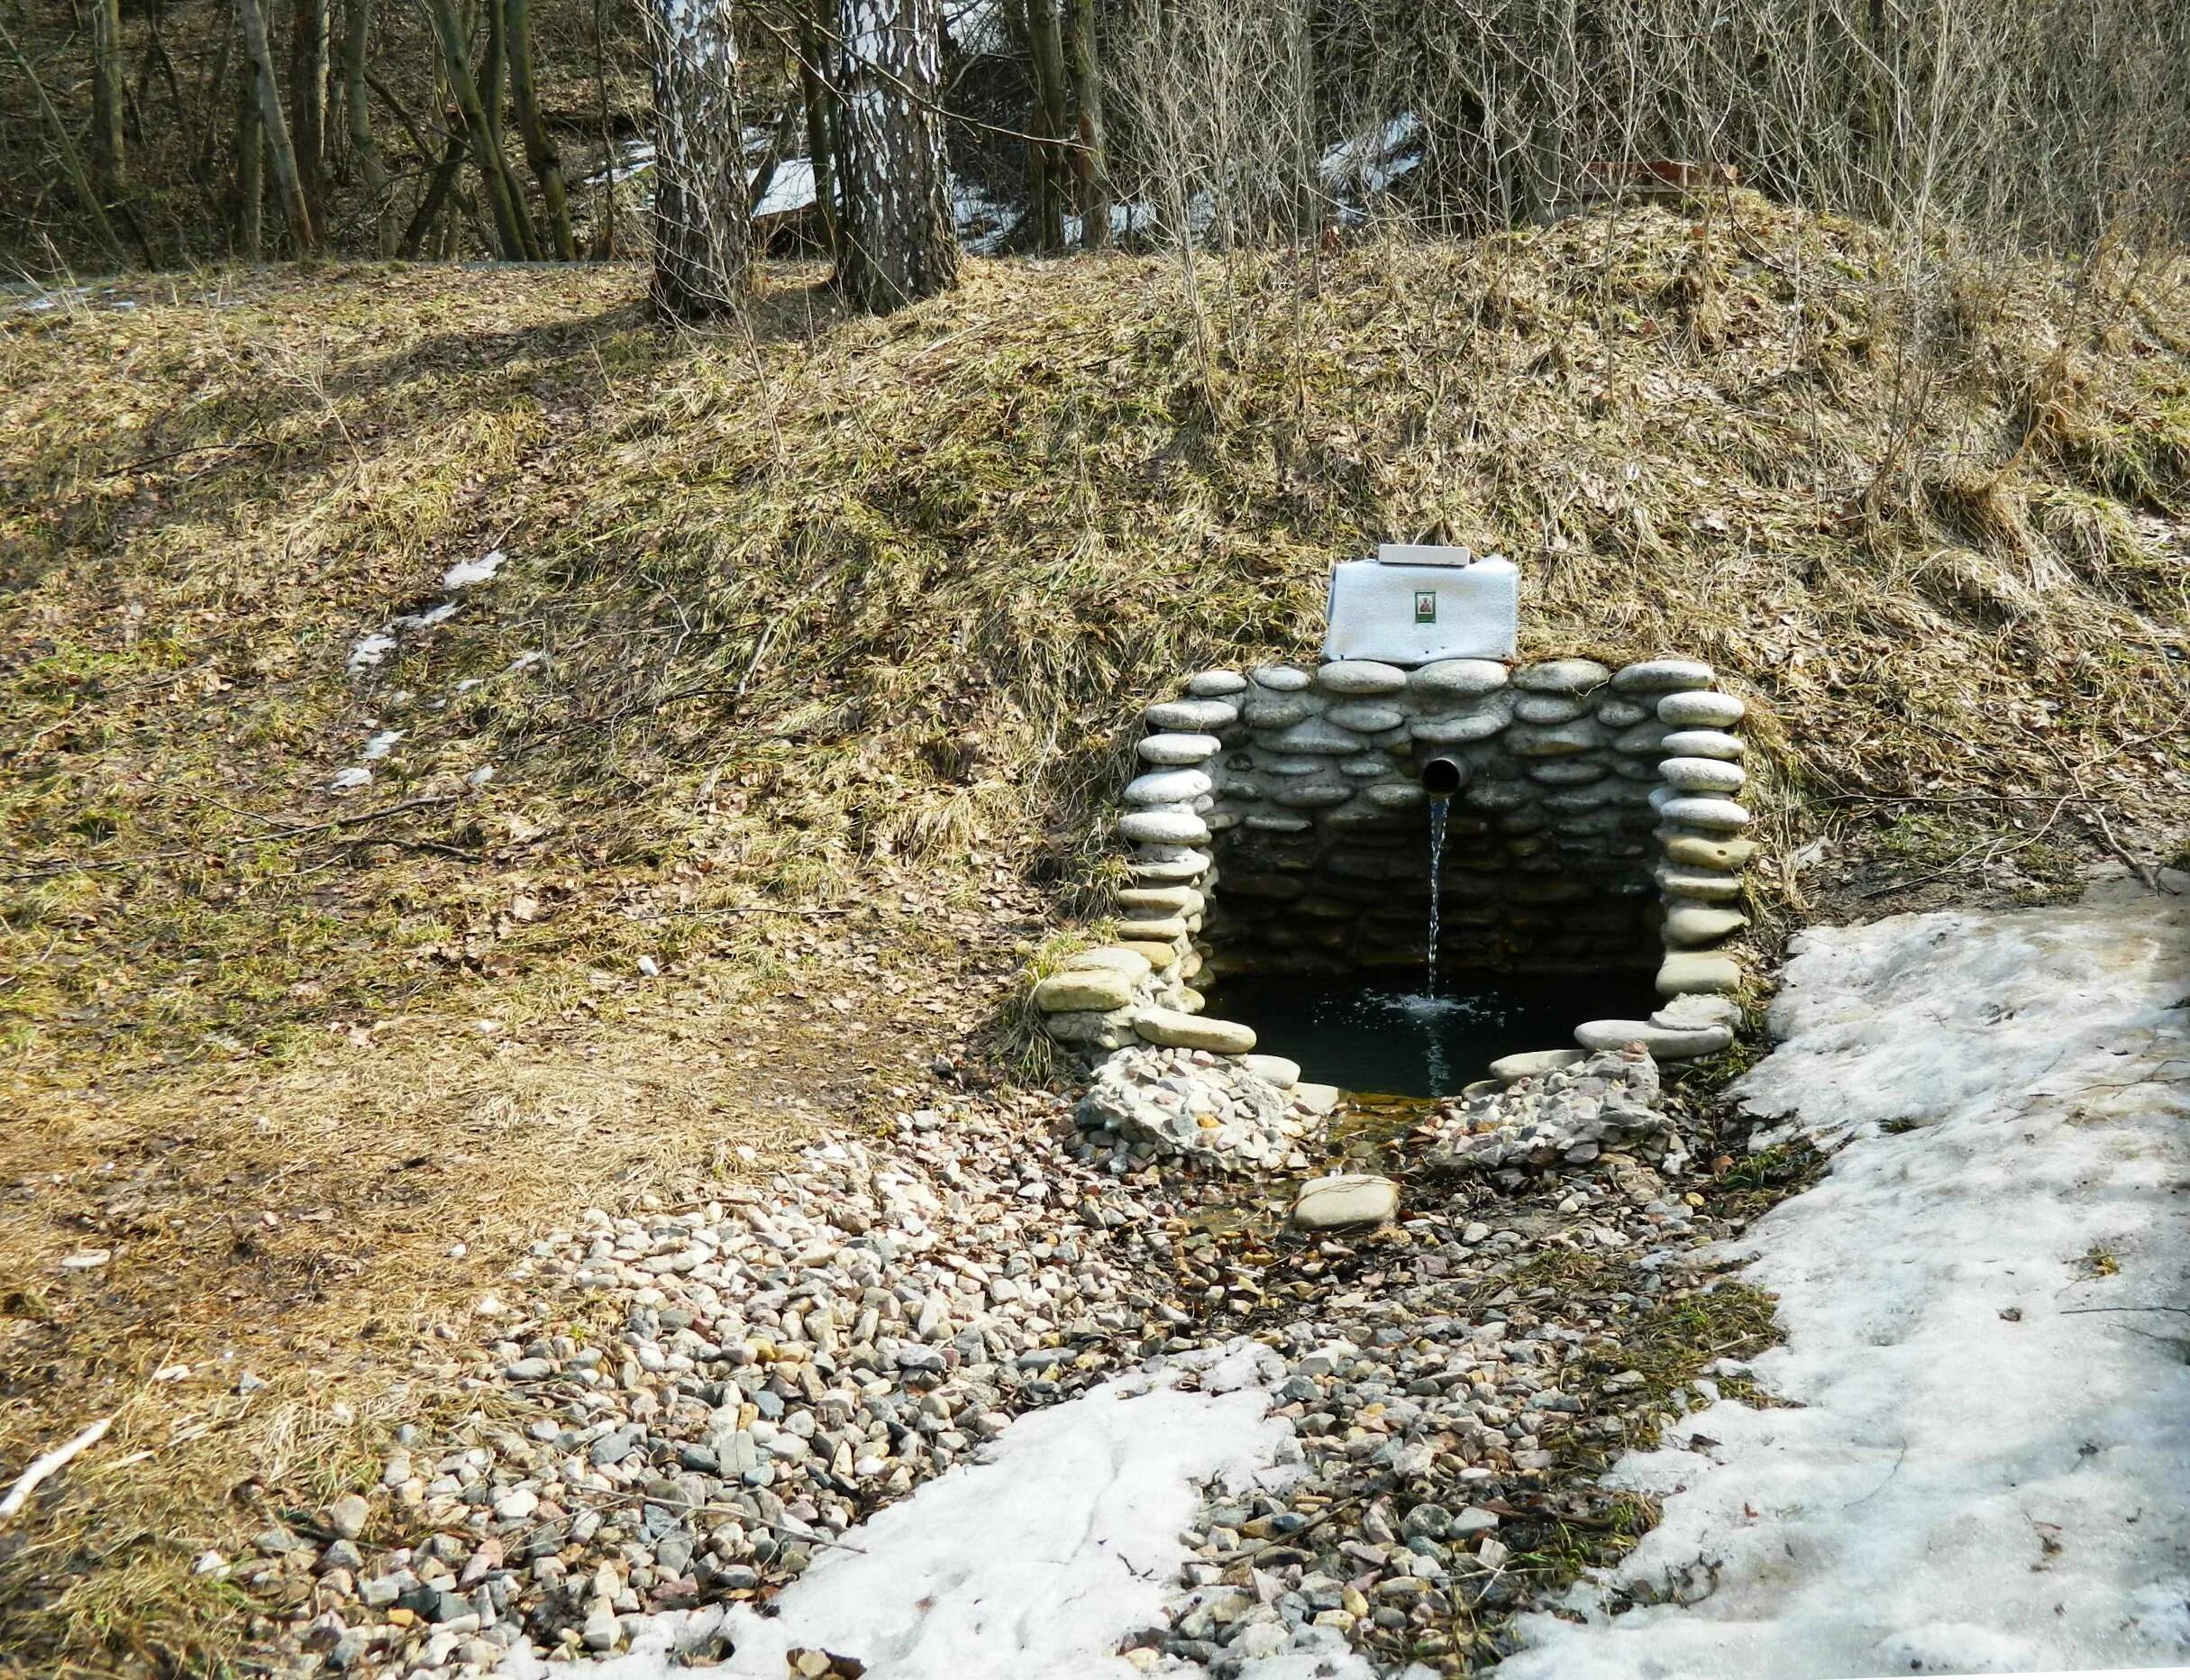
[{"left": 1426, "top": 794, "right": 1450, "bottom": 998}]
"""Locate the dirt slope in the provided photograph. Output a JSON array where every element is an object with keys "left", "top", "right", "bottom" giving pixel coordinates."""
[{"left": 2, "top": 194, "right": 2186, "bottom": 1671}]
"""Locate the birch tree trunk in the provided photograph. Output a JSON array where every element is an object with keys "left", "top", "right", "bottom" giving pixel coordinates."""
[
  {"left": 836, "top": 0, "right": 958, "bottom": 312},
  {"left": 236, "top": 0, "right": 315, "bottom": 251},
  {"left": 647, "top": 0, "right": 750, "bottom": 319},
  {"left": 1067, "top": 0, "right": 1109, "bottom": 248}
]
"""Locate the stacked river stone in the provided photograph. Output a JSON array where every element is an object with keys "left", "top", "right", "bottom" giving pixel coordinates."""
[{"left": 1030, "top": 654, "right": 1757, "bottom": 1071}]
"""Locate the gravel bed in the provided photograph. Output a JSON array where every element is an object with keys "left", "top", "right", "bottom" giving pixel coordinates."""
[{"left": 236, "top": 1054, "right": 1764, "bottom": 1677}]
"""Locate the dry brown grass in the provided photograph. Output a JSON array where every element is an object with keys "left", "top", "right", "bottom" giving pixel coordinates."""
[{"left": 2, "top": 194, "right": 2188, "bottom": 1672}]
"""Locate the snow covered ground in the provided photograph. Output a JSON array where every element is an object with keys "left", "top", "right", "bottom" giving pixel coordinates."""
[
  {"left": 1501, "top": 874, "right": 2190, "bottom": 1679},
  {"left": 504, "top": 1342, "right": 1382, "bottom": 1680}
]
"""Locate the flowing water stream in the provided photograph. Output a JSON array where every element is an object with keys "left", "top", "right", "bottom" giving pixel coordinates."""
[{"left": 1426, "top": 793, "right": 1449, "bottom": 997}]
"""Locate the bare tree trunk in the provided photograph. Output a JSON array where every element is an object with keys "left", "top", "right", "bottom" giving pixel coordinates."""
[
  {"left": 1067, "top": 0, "right": 1108, "bottom": 247},
  {"left": 235, "top": 43, "right": 264, "bottom": 255},
  {"left": 506, "top": 0, "right": 575, "bottom": 257},
  {"left": 88, "top": 0, "right": 127, "bottom": 201},
  {"left": 0, "top": 13, "right": 127, "bottom": 263},
  {"left": 836, "top": 0, "right": 959, "bottom": 312},
  {"left": 417, "top": 0, "right": 535, "bottom": 258},
  {"left": 237, "top": 0, "right": 315, "bottom": 251},
  {"left": 1025, "top": 0, "right": 1069, "bottom": 250},
  {"left": 399, "top": 132, "right": 465, "bottom": 256},
  {"left": 287, "top": 0, "right": 329, "bottom": 219},
  {"left": 796, "top": 4, "right": 838, "bottom": 254},
  {"left": 589, "top": 0, "right": 616, "bottom": 257},
  {"left": 340, "top": 0, "right": 391, "bottom": 252},
  {"left": 646, "top": 0, "right": 750, "bottom": 318},
  {"left": 196, "top": 28, "right": 233, "bottom": 182}
]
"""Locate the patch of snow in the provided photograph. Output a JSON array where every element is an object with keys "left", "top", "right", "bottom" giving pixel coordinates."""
[
  {"left": 1500, "top": 878, "right": 2190, "bottom": 1680},
  {"left": 753, "top": 156, "right": 817, "bottom": 218},
  {"left": 503, "top": 1340, "right": 1389, "bottom": 1680},
  {"left": 580, "top": 140, "right": 655, "bottom": 188},
  {"left": 346, "top": 633, "right": 397, "bottom": 671},
  {"left": 1319, "top": 113, "right": 1422, "bottom": 196},
  {"left": 442, "top": 550, "right": 506, "bottom": 590},
  {"left": 328, "top": 767, "right": 371, "bottom": 791},
  {"left": 465, "top": 765, "right": 496, "bottom": 788},
  {"left": 954, "top": 181, "right": 1019, "bottom": 255},
  {"left": 360, "top": 730, "right": 402, "bottom": 761},
  {"left": 946, "top": 0, "right": 1008, "bottom": 54}
]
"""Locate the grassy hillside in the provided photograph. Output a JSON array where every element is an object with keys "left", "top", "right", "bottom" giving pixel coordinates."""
[{"left": 2, "top": 193, "right": 2187, "bottom": 1670}]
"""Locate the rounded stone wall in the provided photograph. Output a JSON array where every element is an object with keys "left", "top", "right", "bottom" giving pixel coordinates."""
[{"left": 1032, "top": 653, "right": 1757, "bottom": 1068}]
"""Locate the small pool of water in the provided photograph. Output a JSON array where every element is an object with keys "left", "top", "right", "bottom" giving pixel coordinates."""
[{"left": 1202, "top": 969, "right": 1663, "bottom": 1098}]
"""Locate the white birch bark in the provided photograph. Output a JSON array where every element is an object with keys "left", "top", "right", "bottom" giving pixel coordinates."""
[
  {"left": 836, "top": 0, "right": 959, "bottom": 312},
  {"left": 649, "top": 0, "right": 750, "bottom": 319}
]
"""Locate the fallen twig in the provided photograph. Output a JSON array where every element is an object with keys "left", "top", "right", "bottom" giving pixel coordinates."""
[{"left": 0, "top": 1417, "right": 112, "bottom": 1524}]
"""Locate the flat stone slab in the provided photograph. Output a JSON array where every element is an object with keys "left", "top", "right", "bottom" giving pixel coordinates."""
[
  {"left": 1574, "top": 1018, "right": 1734, "bottom": 1060},
  {"left": 1291, "top": 1082, "right": 1343, "bottom": 1116},
  {"left": 1514, "top": 658, "right": 1612, "bottom": 694},
  {"left": 1410, "top": 659, "right": 1510, "bottom": 699},
  {"left": 1490, "top": 1047, "right": 1586, "bottom": 1083},
  {"left": 1653, "top": 993, "right": 1742, "bottom": 1030},
  {"left": 1657, "top": 690, "right": 1746, "bottom": 727},
  {"left": 1033, "top": 971, "right": 1136, "bottom": 1013},
  {"left": 1656, "top": 865, "right": 1744, "bottom": 901},
  {"left": 1118, "top": 885, "right": 1202, "bottom": 915},
  {"left": 1657, "top": 951, "right": 1745, "bottom": 996},
  {"left": 1118, "top": 913, "right": 1191, "bottom": 944},
  {"left": 1661, "top": 756, "right": 1747, "bottom": 794},
  {"left": 1137, "top": 732, "right": 1222, "bottom": 766},
  {"left": 1185, "top": 670, "right": 1247, "bottom": 696},
  {"left": 1145, "top": 698, "right": 1240, "bottom": 731},
  {"left": 1118, "top": 810, "right": 1212, "bottom": 845},
  {"left": 1118, "top": 940, "right": 1182, "bottom": 970},
  {"left": 1659, "top": 796, "right": 1752, "bottom": 831},
  {"left": 1659, "top": 728, "right": 1745, "bottom": 761},
  {"left": 1613, "top": 657, "right": 1715, "bottom": 692},
  {"left": 1124, "top": 768, "right": 1214, "bottom": 805},
  {"left": 1060, "top": 945, "right": 1154, "bottom": 980},
  {"left": 1663, "top": 834, "right": 1757, "bottom": 872},
  {"left": 1291, "top": 1173, "right": 1399, "bottom": 1230},
  {"left": 1665, "top": 902, "right": 1748, "bottom": 945},
  {"left": 1132, "top": 1008, "right": 1255, "bottom": 1054},
  {"left": 1315, "top": 660, "right": 1409, "bottom": 696}
]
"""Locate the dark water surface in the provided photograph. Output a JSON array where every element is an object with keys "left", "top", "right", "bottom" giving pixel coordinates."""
[{"left": 1203, "top": 970, "right": 1663, "bottom": 1098}]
